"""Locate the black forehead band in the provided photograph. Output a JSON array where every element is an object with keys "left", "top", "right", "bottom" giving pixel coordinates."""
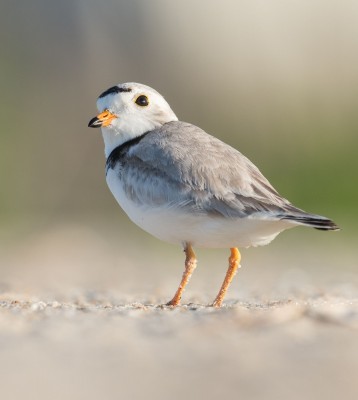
[{"left": 98, "top": 86, "right": 132, "bottom": 99}]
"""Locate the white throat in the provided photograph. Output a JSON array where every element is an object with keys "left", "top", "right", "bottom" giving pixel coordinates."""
[{"left": 102, "top": 128, "right": 137, "bottom": 158}]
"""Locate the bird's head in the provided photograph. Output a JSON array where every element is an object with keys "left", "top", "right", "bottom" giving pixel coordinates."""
[{"left": 88, "top": 82, "right": 178, "bottom": 156}]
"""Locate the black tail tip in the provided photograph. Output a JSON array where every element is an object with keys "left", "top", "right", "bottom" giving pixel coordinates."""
[
  {"left": 281, "top": 215, "right": 340, "bottom": 231},
  {"left": 314, "top": 220, "right": 340, "bottom": 231}
]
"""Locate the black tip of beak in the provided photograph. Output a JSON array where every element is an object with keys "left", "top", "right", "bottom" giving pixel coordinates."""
[{"left": 88, "top": 117, "right": 102, "bottom": 128}]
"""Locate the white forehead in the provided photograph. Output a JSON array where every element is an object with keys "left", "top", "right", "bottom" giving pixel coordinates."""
[{"left": 96, "top": 82, "right": 168, "bottom": 112}]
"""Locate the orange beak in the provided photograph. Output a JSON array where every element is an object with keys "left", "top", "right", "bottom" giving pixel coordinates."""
[{"left": 88, "top": 110, "right": 118, "bottom": 128}]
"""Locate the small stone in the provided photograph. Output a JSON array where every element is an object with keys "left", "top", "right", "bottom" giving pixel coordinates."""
[{"left": 31, "top": 301, "right": 47, "bottom": 311}]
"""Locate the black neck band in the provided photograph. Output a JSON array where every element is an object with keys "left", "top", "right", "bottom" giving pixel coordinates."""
[{"left": 105, "top": 131, "right": 150, "bottom": 173}]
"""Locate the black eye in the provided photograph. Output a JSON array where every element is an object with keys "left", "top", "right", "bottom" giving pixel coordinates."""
[{"left": 135, "top": 95, "right": 149, "bottom": 107}]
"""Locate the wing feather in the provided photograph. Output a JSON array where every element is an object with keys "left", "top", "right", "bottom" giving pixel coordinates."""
[{"left": 117, "top": 121, "right": 298, "bottom": 218}]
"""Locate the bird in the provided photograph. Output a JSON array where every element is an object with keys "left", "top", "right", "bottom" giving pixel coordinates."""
[{"left": 88, "top": 82, "right": 339, "bottom": 307}]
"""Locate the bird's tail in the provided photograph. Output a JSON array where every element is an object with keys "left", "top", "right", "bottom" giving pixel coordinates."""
[{"left": 279, "top": 211, "right": 340, "bottom": 231}]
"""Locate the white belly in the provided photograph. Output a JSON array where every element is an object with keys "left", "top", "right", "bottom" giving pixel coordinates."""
[{"left": 106, "top": 169, "right": 292, "bottom": 248}]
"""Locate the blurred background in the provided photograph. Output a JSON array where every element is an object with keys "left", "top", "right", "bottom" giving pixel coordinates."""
[
  {"left": 0, "top": 0, "right": 358, "bottom": 284},
  {"left": 0, "top": 2, "right": 358, "bottom": 400},
  {"left": 0, "top": 0, "right": 356, "bottom": 291}
]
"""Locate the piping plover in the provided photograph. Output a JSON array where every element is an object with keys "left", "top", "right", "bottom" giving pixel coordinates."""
[{"left": 88, "top": 82, "right": 339, "bottom": 307}]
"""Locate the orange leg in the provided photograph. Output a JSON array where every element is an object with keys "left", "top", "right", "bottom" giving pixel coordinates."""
[
  {"left": 166, "top": 244, "right": 197, "bottom": 306},
  {"left": 212, "top": 248, "right": 241, "bottom": 307}
]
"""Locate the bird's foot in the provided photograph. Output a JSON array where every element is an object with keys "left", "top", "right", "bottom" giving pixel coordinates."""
[
  {"left": 210, "top": 299, "right": 223, "bottom": 308},
  {"left": 165, "top": 298, "right": 181, "bottom": 307}
]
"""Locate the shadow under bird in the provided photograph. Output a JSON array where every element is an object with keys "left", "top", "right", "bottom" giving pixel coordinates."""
[{"left": 88, "top": 82, "right": 339, "bottom": 307}]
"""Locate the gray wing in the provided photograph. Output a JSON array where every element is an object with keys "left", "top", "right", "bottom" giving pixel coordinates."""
[{"left": 119, "top": 121, "right": 299, "bottom": 218}]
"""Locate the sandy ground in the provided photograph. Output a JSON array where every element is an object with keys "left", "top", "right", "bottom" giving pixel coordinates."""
[{"left": 0, "top": 221, "right": 357, "bottom": 400}]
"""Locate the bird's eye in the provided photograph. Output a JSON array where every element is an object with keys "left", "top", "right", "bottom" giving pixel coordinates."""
[{"left": 135, "top": 95, "right": 149, "bottom": 107}]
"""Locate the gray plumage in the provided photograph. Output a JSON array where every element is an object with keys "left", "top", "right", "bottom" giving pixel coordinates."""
[{"left": 106, "top": 121, "right": 338, "bottom": 230}]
